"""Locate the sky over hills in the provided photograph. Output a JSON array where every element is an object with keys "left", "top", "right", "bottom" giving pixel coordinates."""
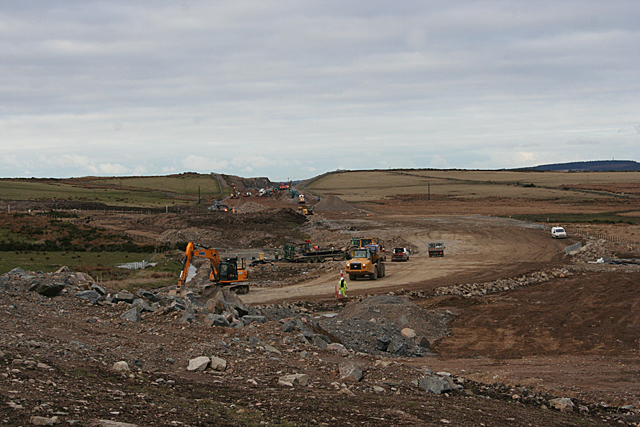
[{"left": 1, "top": 1, "right": 639, "bottom": 180}]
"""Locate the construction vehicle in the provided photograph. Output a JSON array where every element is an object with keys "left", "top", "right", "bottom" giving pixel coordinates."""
[
  {"left": 298, "top": 194, "right": 306, "bottom": 204},
  {"left": 346, "top": 237, "right": 386, "bottom": 260},
  {"left": 298, "top": 205, "right": 314, "bottom": 215},
  {"left": 345, "top": 244, "right": 386, "bottom": 280},
  {"left": 230, "top": 184, "right": 240, "bottom": 199},
  {"left": 428, "top": 242, "right": 445, "bottom": 257},
  {"left": 175, "top": 242, "right": 249, "bottom": 295},
  {"left": 283, "top": 241, "right": 345, "bottom": 263}
]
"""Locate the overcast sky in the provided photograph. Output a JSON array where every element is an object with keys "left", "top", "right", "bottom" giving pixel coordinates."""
[{"left": 1, "top": 1, "right": 639, "bottom": 181}]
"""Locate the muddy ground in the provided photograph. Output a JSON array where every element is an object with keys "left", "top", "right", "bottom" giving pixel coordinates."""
[{"left": 1, "top": 190, "right": 640, "bottom": 426}]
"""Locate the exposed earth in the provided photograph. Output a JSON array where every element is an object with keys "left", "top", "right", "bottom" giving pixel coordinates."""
[{"left": 1, "top": 189, "right": 640, "bottom": 426}]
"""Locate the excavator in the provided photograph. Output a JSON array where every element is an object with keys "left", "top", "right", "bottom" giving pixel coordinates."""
[{"left": 174, "top": 242, "right": 249, "bottom": 295}]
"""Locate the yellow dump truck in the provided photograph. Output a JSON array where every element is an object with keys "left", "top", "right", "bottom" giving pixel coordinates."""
[{"left": 345, "top": 244, "right": 386, "bottom": 280}]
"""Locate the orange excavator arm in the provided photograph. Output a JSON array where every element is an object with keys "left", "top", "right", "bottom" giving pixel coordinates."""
[
  {"left": 176, "top": 242, "right": 248, "bottom": 293},
  {"left": 177, "top": 242, "right": 223, "bottom": 292}
]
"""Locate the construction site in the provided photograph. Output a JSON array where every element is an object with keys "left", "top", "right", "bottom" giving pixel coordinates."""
[{"left": 1, "top": 170, "right": 640, "bottom": 426}]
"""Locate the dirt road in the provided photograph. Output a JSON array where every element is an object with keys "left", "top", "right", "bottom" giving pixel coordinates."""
[{"left": 243, "top": 215, "right": 572, "bottom": 304}]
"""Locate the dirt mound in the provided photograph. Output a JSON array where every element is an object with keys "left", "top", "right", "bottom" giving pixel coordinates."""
[
  {"left": 235, "top": 201, "right": 268, "bottom": 213},
  {"left": 314, "top": 195, "right": 355, "bottom": 211},
  {"left": 336, "top": 295, "right": 450, "bottom": 343}
]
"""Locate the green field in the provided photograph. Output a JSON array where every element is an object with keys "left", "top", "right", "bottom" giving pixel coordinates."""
[
  {"left": 0, "top": 250, "right": 183, "bottom": 291},
  {"left": 0, "top": 173, "right": 225, "bottom": 207}
]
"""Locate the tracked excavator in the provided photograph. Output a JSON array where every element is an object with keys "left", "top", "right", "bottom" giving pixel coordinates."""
[{"left": 174, "top": 242, "right": 249, "bottom": 295}]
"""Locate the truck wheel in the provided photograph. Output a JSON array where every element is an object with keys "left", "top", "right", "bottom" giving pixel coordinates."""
[
  {"left": 370, "top": 267, "right": 378, "bottom": 280},
  {"left": 349, "top": 274, "right": 356, "bottom": 281},
  {"left": 380, "top": 263, "right": 385, "bottom": 277}
]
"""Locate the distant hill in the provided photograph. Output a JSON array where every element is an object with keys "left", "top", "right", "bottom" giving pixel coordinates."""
[{"left": 519, "top": 160, "right": 640, "bottom": 172}]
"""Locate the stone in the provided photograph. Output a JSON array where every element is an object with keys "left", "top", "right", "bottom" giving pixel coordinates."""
[
  {"left": 376, "top": 336, "right": 391, "bottom": 351},
  {"left": 418, "top": 375, "right": 453, "bottom": 394},
  {"left": 29, "top": 282, "right": 65, "bottom": 297},
  {"left": 401, "top": 328, "right": 416, "bottom": 339},
  {"left": 132, "top": 298, "right": 155, "bottom": 312},
  {"left": 180, "top": 309, "right": 196, "bottom": 323},
  {"left": 418, "top": 337, "right": 431, "bottom": 349},
  {"left": 120, "top": 307, "right": 142, "bottom": 322},
  {"left": 312, "top": 335, "right": 328, "bottom": 349},
  {"left": 242, "top": 315, "right": 267, "bottom": 326},
  {"left": 187, "top": 356, "right": 210, "bottom": 372},
  {"left": 549, "top": 397, "right": 574, "bottom": 412},
  {"left": 339, "top": 361, "right": 363, "bottom": 382},
  {"left": 279, "top": 373, "right": 309, "bottom": 387},
  {"left": 93, "top": 421, "right": 139, "bottom": 427},
  {"left": 137, "top": 289, "right": 161, "bottom": 303},
  {"left": 76, "top": 290, "right": 102, "bottom": 304},
  {"left": 205, "top": 314, "right": 230, "bottom": 327},
  {"left": 91, "top": 284, "right": 106, "bottom": 295},
  {"left": 388, "top": 340, "right": 408, "bottom": 355},
  {"left": 29, "top": 416, "right": 59, "bottom": 426},
  {"left": 113, "top": 292, "right": 135, "bottom": 304},
  {"left": 282, "top": 319, "right": 297, "bottom": 332},
  {"left": 326, "top": 343, "right": 349, "bottom": 355},
  {"left": 112, "top": 361, "right": 130, "bottom": 373},
  {"left": 263, "top": 344, "right": 282, "bottom": 355},
  {"left": 209, "top": 356, "right": 227, "bottom": 372}
]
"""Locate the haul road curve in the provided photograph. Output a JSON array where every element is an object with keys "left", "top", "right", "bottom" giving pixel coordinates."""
[{"left": 242, "top": 215, "right": 572, "bottom": 305}]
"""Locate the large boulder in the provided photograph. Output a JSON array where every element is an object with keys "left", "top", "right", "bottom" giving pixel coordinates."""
[
  {"left": 121, "top": 307, "right": 142, "bottom": 322},
  {"left": 204, "top": 314, "right": 230, "bottom": 327},
  {"left": 418, "top": 375, "right": 453, "bottom": 394},
  {"left": 76, "top": 290, "right": 103, "bottom": 304},
  {"left": 339, "top": 362, "right": 363, "bottom": 382},
  {"left": 549, "top": 397, "right": 574, "bottom": 412},
  {"left": 187, "top": 356, "right": 210, "bottom": 372},
  {"left": 29, "top": 282, "right": 65, "bottom": 297}
]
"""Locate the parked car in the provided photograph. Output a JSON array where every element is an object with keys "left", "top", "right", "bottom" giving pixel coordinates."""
[
  {"left": 551, "top": 226, "right": 568, "bottom": 239},
  {"left": 391, "top": 247, "right": 409, "bottom": 262}
]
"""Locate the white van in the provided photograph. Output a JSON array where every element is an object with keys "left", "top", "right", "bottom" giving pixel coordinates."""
[{"left": 551, "top": 227, "right": 567, "bottom": 239}]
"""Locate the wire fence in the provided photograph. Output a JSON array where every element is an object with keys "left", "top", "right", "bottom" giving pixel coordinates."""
[{"left": 565, "top": 241, "right": 582, "bottom": 255}]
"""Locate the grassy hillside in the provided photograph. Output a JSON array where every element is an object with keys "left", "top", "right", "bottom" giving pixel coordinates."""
[
  {"left": 0, "top": 173, "right": 224, "bottom": 207},
  {"left": 305, "top": 169, "right": 640, "bottom": 203}
]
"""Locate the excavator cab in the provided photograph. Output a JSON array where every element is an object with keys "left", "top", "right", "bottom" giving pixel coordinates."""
[{"left": 217, "top": 257, "right": 241, "bottom": 282}]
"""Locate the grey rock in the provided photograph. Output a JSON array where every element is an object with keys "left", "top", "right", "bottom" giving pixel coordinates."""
[
  {"left": 279, "top": 373, "right": 309, "bottom": 387},
  {"left": 76, "top": 290, "right": 102, "bottom": 304},
  {"left": 187, "top": 356, "right": 210, "bottom": 371},
  {"left": 339, "top": 361, "right": 363, "bottom": 382},
  {"left": 29, "top": 416, "right": 59, "bottom": 426},
  {"left": 132, "top": 298, "right": 155, "bottom": 312},
  {"left": 113, "top": 292, "right": 135, "bottom": 304},
  {"left": 29, "top": 282, "right": 65, "bottom": 297},
  {"left": 209, "top": 356, "right": 227, "bottom": 371},
  {"left": 549, "top": 397, "right": 574, "bottom": 412},
  {"left": 418, "top": 375, "right": 453, "bottom": 394},
  {"left": 242, "top": 315, "right": 267, "bottom": 326},
  {"left": 91, "top": 284, "right": 106, "bottom": 295},
  {"left": 205, "top": 314, "right": 230, "bottom": 327},
  {"left": 120, "top": 306, "right": 142, "bottom": 322},
  {"left": 168, "top": 300, "right": 186, "bottom": 311},
  {"left": 312, "top": 335, "right": 328, "bottom": 349},
  {"left": 282, "top": 319, "right": 297, "bottom": 332},
  {"left": 327, "top": 343, "right": 349, "bottom": 355},
  {"left": 137, "top": 289, "right": 161, "bottom": 303},
  {"left": 180, "top": 309, "right": 196, "bottom": 323},
  {"left": 389, "top": 340, "right": 408, "bottom": 355},
  {"left": 94, "top": 420, "right": 139, "bottom": 427},
  {"left": 112, "top": 361, "right": 130, "bottom": 372},
  {"left": 7, "top": 267, "right": 27, "bottom": 277},
  {"left": 376, "top": 336, "right": 391, "bottom": 351}
]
